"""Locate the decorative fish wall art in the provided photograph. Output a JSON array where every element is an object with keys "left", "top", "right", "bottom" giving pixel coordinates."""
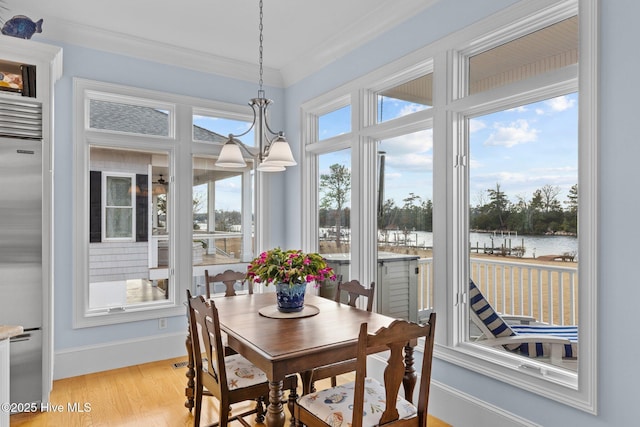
[{"left": 1, "top": 15, "right": 43, "bottom": 39}]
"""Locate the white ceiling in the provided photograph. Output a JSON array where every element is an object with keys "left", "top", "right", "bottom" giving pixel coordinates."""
[{"left": 3, "top": 0, "right": 437, "bottom": 86}]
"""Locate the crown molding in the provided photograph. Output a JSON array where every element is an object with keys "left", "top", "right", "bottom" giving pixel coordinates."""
[
  {"left": 24, "top": 0, "right": 435, "bottom": 89},
  {"left": 39, "top": 16, "right": 283, "bottom": 88}
]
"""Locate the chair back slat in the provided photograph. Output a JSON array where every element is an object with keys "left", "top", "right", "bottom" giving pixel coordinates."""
[
  {"left": 204, "top": 269, "right": 251, "bottom": 298},
  {"left": 334, "top": 279, "right": 375, "bottom": 312},
  {"left": 352, "top": 314, "right": 436, "bottom": 427}
]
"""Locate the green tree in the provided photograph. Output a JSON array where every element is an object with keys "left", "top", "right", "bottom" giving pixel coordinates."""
[
  {"left": 320, "top": 164, "right": 351, "bottom": 248},
  {"left": 378, "top": 198, "right": 398, "bottom": 235},
  {"left": 421, "top": 199, "right": 433, "bottom": 232},
  {"left": 487, "top": 183, "right": 509, "bottom": 230},
  {"left": 402, "top": 192, "right": 421, "bottom": 230},
  {"left": 563, "top": 184, "right": 578, "bottom": 233}
]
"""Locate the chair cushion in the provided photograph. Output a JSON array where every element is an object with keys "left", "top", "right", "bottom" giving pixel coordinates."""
[
  {"left": 297, "top": 377, "right": 416, "bottom": 426},
  {"left": 510, "top": 324, "right": 578, "bottom": 359},
  {"left": 470, "top": 280, "right": 578, "bottom": 359},
  {"left": 224, "top": 353, "right": 268, "bottom": 390}
]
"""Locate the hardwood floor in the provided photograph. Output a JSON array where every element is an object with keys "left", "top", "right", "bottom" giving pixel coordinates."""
[{"left": 10, "top": 356, "right": 451, "bottom": 426}]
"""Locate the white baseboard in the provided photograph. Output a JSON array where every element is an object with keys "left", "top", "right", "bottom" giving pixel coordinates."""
[
  {"left": 53, "top": 332, "right": 187, "bottom": 380},
  {"left": 429, "top": 380, "right": 541, "bottom": 427}
]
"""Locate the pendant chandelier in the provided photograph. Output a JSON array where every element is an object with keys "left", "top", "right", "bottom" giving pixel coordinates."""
[{"left": 215, "top": 0, "right": 296, "bottom": 172}]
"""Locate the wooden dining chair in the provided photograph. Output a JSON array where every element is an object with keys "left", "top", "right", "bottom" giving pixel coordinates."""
[
  {"left": 295, "top": 313, "right": 436, "bottom": 427},
  {"left": 204, "top": 269, "right": 251, "bottom": 299},
  {"left": 186, "top": 290, "right": 298, "bottom": 427},
  {"left": 333, "top": 279, "right": 375, "bottom": 311},
  {"left": 303, "top": 280, "right": 376, "bottom": 393}
]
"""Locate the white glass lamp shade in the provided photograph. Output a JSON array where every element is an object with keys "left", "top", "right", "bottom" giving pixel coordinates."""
[
  {"left": 257, "top": 162, "right": 286, "bottom": 172},
  {"left": 216, "top": 141, "right": 247, "bottom": 168},
  {"left": 262, "top": 136, "right": 297, "bottom": 167}
]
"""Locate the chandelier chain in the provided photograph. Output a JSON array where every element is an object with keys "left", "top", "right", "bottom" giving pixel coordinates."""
[{"left": 258, "top": 0, "right": 264, "bottom": 94}]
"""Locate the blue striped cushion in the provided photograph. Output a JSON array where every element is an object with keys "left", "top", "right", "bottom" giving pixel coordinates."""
[
  {"left": 510, "top": 324, "right": 578, "bottom": 359},
  {"left": 469, "top": 280, "right": 519, "bottom": 350},
  {"left": 469, "top": 280, "right": 578, "bottom": 359}
]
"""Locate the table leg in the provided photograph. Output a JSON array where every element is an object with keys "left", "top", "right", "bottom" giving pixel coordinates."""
[
  {"left": 184, "top": 330, "right": 195, "bottom": 411},
  {"left": 403, "top": 343, "right": 417, "bottom": 403},
  {"left": 266, "top": 379, "right": 285, "bottom": 427}
]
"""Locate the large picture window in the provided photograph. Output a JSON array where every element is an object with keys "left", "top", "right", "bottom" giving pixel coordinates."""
[
  {"left": 74, "top": 79, "right": 258, "bottom": 326},
  {"left": 302, "top": 0, "right": 596, "bottom": 412}
]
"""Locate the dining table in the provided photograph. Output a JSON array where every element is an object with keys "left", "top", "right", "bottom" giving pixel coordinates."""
[{"left": 184, "top": 292, "right": 418, "bottom": 427}]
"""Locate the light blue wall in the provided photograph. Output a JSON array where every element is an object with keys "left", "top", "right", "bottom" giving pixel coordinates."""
[
  {"left": 51, "top": 43, "right": 287, "bottom": 349},
  {"left": 283, "top": 0, "right": 639, "bottom": 426}
]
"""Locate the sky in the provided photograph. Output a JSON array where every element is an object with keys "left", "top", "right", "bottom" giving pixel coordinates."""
[{"left": 318, "top": 92, "right": 578, "bottom": 209}]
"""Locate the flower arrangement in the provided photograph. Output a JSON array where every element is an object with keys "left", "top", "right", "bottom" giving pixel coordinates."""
[{"left": 246, "top": 247, "right": 336, "bottom": 287}]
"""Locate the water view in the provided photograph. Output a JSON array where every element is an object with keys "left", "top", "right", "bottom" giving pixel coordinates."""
[{"left": 379, "top": 230, "right": 576, "bottom": 259}]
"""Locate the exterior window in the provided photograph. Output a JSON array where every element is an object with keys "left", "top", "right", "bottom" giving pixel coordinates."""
[
  {"left": 193, "top": 112, "right": 255, "bottom": 146},
  {"left": 318, "top": 105, "right": 351, "bottom": 141},
  {"left": 88, "top": 146, "right": 171, "bottom": 312},
  {"left": 75, "top": 79, "right": 258, "bottom": 326},
  {"left": 103, "top": 174, "right": 135, "bottom": 240},
  {"left": 376, "top": 129, "right": 434, "bottom": 322},
  {"left": 89, "top": 99, "right": 173, "bottom": 137},
  {"left": 317, "top": 149, "right": 352, "bottom": 293},
  {"left": 191, "top": 110, "right": 256, "bottom": 296},
  {"left": 192, "top": 155, "right": 252, "bottom": 279},
  {"left": 450, "top": 5, "right": 593, "bottom": 407},
  {"left": 466, "top": 93, "right": 579, "bottom": 369},
  {"left": 303, "top": 0, "right": 595, "bottom": 412}
]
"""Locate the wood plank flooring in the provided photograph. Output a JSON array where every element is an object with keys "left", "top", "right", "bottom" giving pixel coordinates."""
[{"left": 10, "top": 356, "right": 451, "bottom": 426}]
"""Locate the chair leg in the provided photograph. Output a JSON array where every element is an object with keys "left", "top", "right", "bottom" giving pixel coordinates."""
[
  {"left": 193, "top": 381, "right": 203, "bottom": 427},
  {"left": 330, "top": 376, "right": 337, "bottom": 388},
  {"left": 288, "top": 384, "right": 298, "bottom": 427},
  {"left": 219, "top": 402, "right": 231, "bottom": 427},
  {"left": 255, "top": 397, "right": 265, "bottom": 423}
]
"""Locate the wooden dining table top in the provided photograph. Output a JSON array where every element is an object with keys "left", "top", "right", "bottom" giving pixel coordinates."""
[{"left": 211, "top": 292, "right": 398, "bottom": 380}]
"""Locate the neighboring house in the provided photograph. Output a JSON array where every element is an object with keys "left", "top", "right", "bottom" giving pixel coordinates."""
[{"left": 87, "top": 101, "right": 230, "bottom": 298}]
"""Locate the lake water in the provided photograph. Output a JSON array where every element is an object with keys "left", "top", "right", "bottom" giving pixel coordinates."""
[{"left": 379, "top": 230, "right": 578, "bottom": 259}]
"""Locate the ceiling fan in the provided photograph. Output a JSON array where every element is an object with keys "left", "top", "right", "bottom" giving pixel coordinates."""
[
  {"left": 154, "top": 174, "right": 167, "bottom": 186},
  {"left": 153, "top": 174, "right": 168, "bottom": 195}
]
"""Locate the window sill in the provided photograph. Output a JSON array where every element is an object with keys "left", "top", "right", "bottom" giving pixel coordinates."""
[{"left": 434, "top": 342, "right": 595, "bottom": 414}]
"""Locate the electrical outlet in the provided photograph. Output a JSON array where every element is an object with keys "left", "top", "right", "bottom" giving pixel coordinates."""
[{"left": 158, "top": 318, "right": 167, "bottom": 329}]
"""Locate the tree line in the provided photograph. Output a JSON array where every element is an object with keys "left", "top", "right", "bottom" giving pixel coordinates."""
[
  {"left": 318, "top": 163, "right": 577, "bottom": 238},
  {"left": 471, "top": 183, "right": 577, "bottom": 235}
]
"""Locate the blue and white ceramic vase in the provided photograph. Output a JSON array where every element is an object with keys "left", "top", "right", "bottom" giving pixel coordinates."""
[{"left": 275, "top": 282, "right": 306, "bottom": 313}]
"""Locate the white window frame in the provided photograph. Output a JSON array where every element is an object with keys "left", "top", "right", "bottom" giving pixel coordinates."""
[
  {"left": 301, "top": 0, "right": 597, "bottom": 413},
  {"left": 73, "top": 78, "right": 259, "bottom": 327}
]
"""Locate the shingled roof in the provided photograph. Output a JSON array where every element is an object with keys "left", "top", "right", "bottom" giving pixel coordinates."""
[{"left": 89, "top": 99, "right": 227, "bottom": 143}]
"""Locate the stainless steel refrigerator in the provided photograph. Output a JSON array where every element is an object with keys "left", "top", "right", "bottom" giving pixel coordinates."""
[{"left": 0, "top": 136, "right": 43, "bottom": 406}]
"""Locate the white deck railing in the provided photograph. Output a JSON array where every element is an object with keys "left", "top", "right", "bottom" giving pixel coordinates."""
[{"left": 416, "top": 257, "right": 578, "bottom": 326}]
